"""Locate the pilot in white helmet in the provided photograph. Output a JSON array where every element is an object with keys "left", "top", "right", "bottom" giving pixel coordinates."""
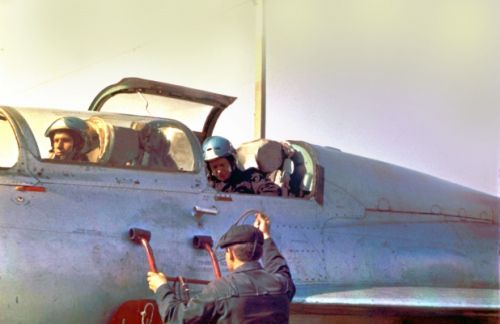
[{"left": 45, "top": 116, "right": 90, "bottom": 162}]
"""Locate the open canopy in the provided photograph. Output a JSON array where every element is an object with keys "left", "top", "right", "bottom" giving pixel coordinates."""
[{"left": 88, "top": 77, "right": 236, "bottom": 142}]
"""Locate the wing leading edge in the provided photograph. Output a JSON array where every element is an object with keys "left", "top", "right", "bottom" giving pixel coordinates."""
[{"left": 292, "top": 285, "right": 500, "bottom": 318}]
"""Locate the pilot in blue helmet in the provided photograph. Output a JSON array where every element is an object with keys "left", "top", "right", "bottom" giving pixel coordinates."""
[{"left": 202, "top": 136, "right": 281, "bottom": 196}]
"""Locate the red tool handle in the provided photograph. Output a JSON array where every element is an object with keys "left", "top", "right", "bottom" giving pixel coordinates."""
[
  {"left": 202, "top": 242, "right": 221, "bottom": 279},
  {"left": 140, "top": 238, "right": 158, "bottom": 273}
]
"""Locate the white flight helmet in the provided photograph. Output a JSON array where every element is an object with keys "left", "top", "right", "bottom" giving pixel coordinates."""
[{"left": 45, "top": 116, "right": 91, "bottom": 153}]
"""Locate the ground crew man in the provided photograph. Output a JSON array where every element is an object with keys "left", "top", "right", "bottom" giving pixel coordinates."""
[
  {"left": 147, "top": 212, "right": 295, "bottom": 323},
  {"left": 202, "top": 136, "right": 281, "bottom": 196},
  {"left": 45, "top": 116, "right": 90, "bottom": 162}
]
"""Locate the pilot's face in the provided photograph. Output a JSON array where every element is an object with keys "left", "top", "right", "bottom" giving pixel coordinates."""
[
  {"left": 52, "top": 131, "right": 75, "bottom": 160},
  {"left": 208, "top": 157, "right": 232, "bottom": 182}
]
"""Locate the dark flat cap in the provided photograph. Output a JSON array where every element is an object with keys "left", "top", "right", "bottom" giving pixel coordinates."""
[{"left": 217, "top": 225, "right": 264, "bottom": 249}]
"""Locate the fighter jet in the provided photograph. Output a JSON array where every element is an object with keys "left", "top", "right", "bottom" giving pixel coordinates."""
[{"left": 0, "top": 78, "right": 498, "bottom": 323}]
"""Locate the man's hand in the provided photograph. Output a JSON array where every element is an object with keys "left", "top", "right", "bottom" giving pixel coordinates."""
[
  {"left": 253, "top": 212, "right": 271, "bottom": 239},
  {"left": 147, "top": 271, "right": 167, "bottom": 293}
]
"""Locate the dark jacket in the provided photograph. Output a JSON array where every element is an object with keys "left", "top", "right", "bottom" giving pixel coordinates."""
[
  {"left": 155, "top": 238, "right": 295, "bottom": 323},
  {"left": 210, "top": 167, "right": 281, "bottom": 196}
]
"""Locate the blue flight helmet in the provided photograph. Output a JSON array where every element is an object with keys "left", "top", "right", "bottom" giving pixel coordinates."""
[{"left": 202, "top": 136, "right": 236, "bottom": 162}]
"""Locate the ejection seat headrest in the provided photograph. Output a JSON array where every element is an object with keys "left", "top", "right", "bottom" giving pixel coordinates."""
[
  {"left": 85, "top": 117, "right": 140, "bottom": 166},
  {"left": 85, "top": 116, "right": 113, "bottom": 163},
  {"left": 131, "top": 120, "right": 178, "bottom": 170},
  {"left": 236, "top": 139, "right": 286, "bottom": 173}
]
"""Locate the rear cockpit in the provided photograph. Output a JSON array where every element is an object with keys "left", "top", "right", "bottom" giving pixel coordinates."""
[{"left": 235, "top": 139, "right": 317, "bottom": 199}]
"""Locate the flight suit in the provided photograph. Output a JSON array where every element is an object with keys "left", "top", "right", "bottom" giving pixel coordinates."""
[
  {"left": 210, "top": 167, "right": 282, "bottom": 196},
  {"left": 154, "top": 238, "right": 295, "bottom": 323}
]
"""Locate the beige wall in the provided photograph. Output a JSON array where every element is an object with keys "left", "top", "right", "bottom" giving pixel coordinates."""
[{"left": 0, "top": 0, "right": 498, "bottom": 195}]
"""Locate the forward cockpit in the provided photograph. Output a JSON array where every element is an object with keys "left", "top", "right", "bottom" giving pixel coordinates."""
[{"left": 16, "top": 109, "right": 198, "bottom": 173}]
